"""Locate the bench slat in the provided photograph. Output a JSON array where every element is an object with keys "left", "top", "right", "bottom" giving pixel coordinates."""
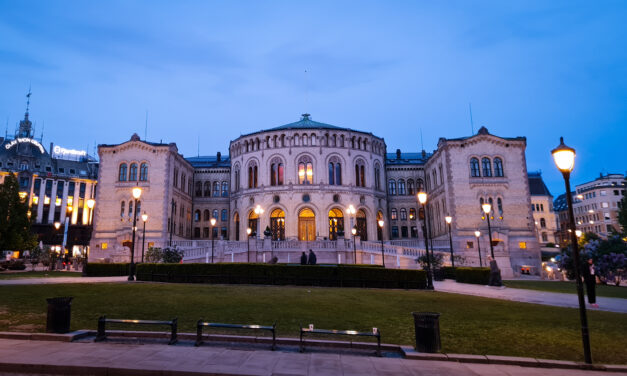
[{"left": 200, "top": 322, "right": 274, "bottom": 330}]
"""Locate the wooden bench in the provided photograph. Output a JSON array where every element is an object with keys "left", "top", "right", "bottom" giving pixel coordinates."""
[
  {"left": 195, "top": 320, "right": 277, "bottom": 350},
  {"left": 95, "top": 316, "right": 178, "bottom": 345},
  {"left": 299, "top": 325, "right": 381, "bottom": 356}
]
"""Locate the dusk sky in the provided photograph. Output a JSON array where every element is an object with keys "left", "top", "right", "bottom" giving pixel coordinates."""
[{"left": 0, "top": 1, "right": 625, "bottom": 196}]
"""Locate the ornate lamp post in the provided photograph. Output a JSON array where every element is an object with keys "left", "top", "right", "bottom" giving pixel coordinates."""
[
  {"left": 246, "top": 227, "right": 252, "bottom": 263},
  {"left": 417, "top": 191, "right": 434, "bottom": 290},
  {"left": 254, "top": 205, "right": 264, "bottom": 237},
  {"left": 351, "top": 226, "right": 358, "bottom": 264},
  {"left": 445, "top": 215, "right": 454, "bottom": 268},
  {"left": 481, "top": 203, "right": 495, "bottom": 259},
  {"left": 474, "top": 230, "right": 483, "bottom": 267},
  {"left": 377, "top": 220, "right": 385, "bottom": 267},
  {"left": 210, "top": 217, "right": 217, "bottom": 263},
  {"left": 141, "top": 212, "right": 148, "bottom": 263},
  {"left": 129, "top": 186, "right": 142, "bottom": 281},
  {"left": 552, "top": 137, "right": 592, "bottom": 364}
]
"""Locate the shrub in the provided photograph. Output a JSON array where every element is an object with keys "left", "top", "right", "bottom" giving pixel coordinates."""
[
  {"left": 85, "top": 263, "right": 130, "bottom": 277},
  {"left": 135, "top": 263, "right": 428, "bottom": 289},
  {"left": 455, "top": 267, "right": 490, "bottom": 285},
  {"left": 441, "top": 266, "right": 456, "bottom": 280},
  {"left": 7, "top": 259, "right": 26, "bottom": 270}
]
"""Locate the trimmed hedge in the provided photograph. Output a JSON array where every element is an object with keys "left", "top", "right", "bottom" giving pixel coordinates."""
[
  {"left": 455, "top": 267, "right": 490, "bottom": 285},
  {"left": 440, "top": 266, "right": 456, "bottom": 280},
  {"left": 85, "top": 263, "right": 130, "bottom": 277},
  {"left": 135, "top": 263, "right": 427, "bottom": 289}
]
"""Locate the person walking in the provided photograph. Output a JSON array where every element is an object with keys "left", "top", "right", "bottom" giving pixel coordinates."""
[
  {"left": 300, "top": 252, "right": 307, "bottom": 265},
  {"left": 583, "top": 258, "right": 598, "bottom": 308},
  {"left": 307, "top": 249, "right": 317, "bottom": 265}
]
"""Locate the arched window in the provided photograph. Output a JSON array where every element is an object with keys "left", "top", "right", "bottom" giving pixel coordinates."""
[
  {"left": 400, "top": 208, "right": 407, "bottom": 220},
  {"left": 221, "top": 209, "right": 227, "bottom": 221},
  {"left": 194, "top": 210, "right": 200, "bottom": 222},
  {"left": 181, "top": 174, "right": 186, "bottom": 191},
  {"left": 270, "top": 158, "right": 284, "bottom": 186},
  {"left": 213, "top": 209, "right": 219, "bottom": 219},
  {"left": 139, "top": 163, "right": 148, "bottom": 181},
  {"left": 120, "top": 201, "right": 125, "bottom": 217},
  {"left": 374, "top": 164, "right": 381, "bottom": 190},
  {"left": 497, "top": 197, "right": 504, "bottom": 215},
  {"left": 173, "top": 168, "right": 179, "bottom": 188},
  {"left": 248, "top": 162, "right": 258, "bottom": 188},
  {"left": 470, "top": 158, "right": 480, "bottom": 177},
  {"left": 416, "top": 179, "right": 424, "bottom": 192},
  {"left": 388, "top": 180, "right": 396, "bottom": 195},
  {"left": 270, "top": 209, "right": 286, "bottom": 240},
  {"left": 204, "top": 181, "right": 211, "bottom": 197},
  {"left": 494, "top": 157, "right": 504, "bottom": 177},
  {"left": 482, "top": 158, "right": 492, "bottom": 177},
  {"left": 118, "top": 163, "right": 128, "bottom": 181},
  {"left": 195, "top": 182, "right": 202, "bottom": 197},
  {"left": 407, "top": 179, "right": 415, "bottom": 195},
  {"left": 355, "top": 160, "right": 366, "bottom": 187},
  {"left": 328, "top": 157, "right": 342, "bottom": 185},
  {"left": 540, "top": 218, "right": 546, "bottom": 228},
  {"left": 128, "top": 200, "right": 133, "bottom": 218},
  {"left": 391, "top": 208, "right": 398, "bottom": 220},
  {"left": 204, "top": 210, "right": 210, "bottom": 221},
  {"left": 298, "top": 156, "right": 313, "bottom": 184},
  {"left": 328, "top": 208, "right": 344, "bottom": 240},
  {"left": 213, "top": 182, "right": 220, "bottom": 196},
  {"left": 221, "top": 181, "right": 228, "bottom": 197},
  {"left": 409, "top": 208, "right": 416, "bottom": 220},
  {"left": 398, "top": 179, "right": 406, "bottom": 195},
  {"left": 328, "top": 162, "right": 334, "bottom": 185}
]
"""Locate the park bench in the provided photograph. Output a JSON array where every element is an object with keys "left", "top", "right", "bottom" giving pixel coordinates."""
[
  {"left": 299, "top": 324, "right": 381, "bottom": 356},
  {"left": 95, "top": 316, "right": 178, "bottom": 345},
  {"left": 196, "top": 320, "right": 277, "bottom": 350}
]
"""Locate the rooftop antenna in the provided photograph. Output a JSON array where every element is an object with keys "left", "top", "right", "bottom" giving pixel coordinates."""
[
  {"left": 144, "top": 110, "right": 148, "bottom": 140},
  {"left": 197, "top": 135, "right": 200, "bottom": 157},
  {"left": 40, "top": 121, "right": 45, "bottom": 143},
  {"left": 26, "top": 85, "right": 31, "bottom": 115},
  {"left": 420, "top": 128, "right": 424, "bottom": 151},
  {"left": 469, "top": 103, "right": 475, "bottom": 135}
]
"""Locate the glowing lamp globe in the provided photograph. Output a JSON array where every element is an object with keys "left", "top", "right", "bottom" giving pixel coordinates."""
[
  {"left": 417, "top": 191, "right": 427, "bottom": 204},
  {"left": 551, "top": 137, "right": 576, "bottom": 173}
]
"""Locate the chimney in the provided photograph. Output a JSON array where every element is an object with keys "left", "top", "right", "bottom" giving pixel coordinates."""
[
  {"left": 217, "top": 152, "right": 221, "bottom": 162},
  {"left": 396, "top": 149, "right": 401, "bottom": 159}
]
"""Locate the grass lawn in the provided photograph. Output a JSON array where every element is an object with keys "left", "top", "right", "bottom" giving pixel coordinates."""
[
  {"left": 0, "top": 282, "right": 626, "bottom": 364},
  {"left": 0, "top": 271, "right": 83, "bottom": 280},
  {"left": 504, "top": 280, "right": 627, "bottom": 299}
]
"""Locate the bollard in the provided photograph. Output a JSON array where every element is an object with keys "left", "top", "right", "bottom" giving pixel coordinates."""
[
  {"left": 412, "top": 312, "right": 441, "bottom": 353},
  {"left": 46, "top": 297, "right": 73, "bottom": 333}
]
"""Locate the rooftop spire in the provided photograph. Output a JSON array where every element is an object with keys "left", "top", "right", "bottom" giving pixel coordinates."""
[{"left": 18, "top": 88, "right": 33, "bottom": 138}]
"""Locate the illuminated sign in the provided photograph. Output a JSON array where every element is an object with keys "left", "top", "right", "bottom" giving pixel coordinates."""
[
  {"left": 4, "top": 138, "right": 45, "bottom": 154},
  {"left": 52, "top": 146, "right": 87, "bottom": 161}
]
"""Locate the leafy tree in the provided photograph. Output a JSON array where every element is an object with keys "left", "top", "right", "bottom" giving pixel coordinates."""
[
  {"left": 162, "top": 247, "right": 183, "bottom": 263},
  {"left": 0, "top": 174, "right": 38, "bottom": 255},
  {"left": 558, "top": 235, "right": 627, "bottom": 284},
  {"left": 417, "top": 252, "right": 444, "bottom": 270},
  {"left": 29, "top": 246, "right": 43, "bottom": 271},
  {"left": 618, "top": 195, "right": 627, "bottom": 236},
  {"left": 145, "top": 247, "right": 163, "bottom": 263}
]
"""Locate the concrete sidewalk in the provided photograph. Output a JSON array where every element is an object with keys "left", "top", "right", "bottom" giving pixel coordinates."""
[
  {"left": 434, "top": 280, "right": 627, "bottom": 313},
  {"left": 0, "top": 338, "right": 621, "bottom": 376}
]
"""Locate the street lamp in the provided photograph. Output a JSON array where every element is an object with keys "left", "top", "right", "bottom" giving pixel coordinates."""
[
  {"left": 246, "top": 227, "right": 252, "bottom": 263},
  {"left": 141, "top": 212, "right": 148, "bottom": 263},
  {"left": 54, "top": 221, "right": 61, "bottom": 230},
  {"left": 129, "top": 186, "right": 142, "bottom": 281},
  {"left": 474, "top": 230, "right": 483, "bottom": 267},
  {"left": 552, "top": 136, "right": 592, "bottom": 364},
  {"left": 575, "top": 229, "right": 582, "bottom": 238},
  {"left": 377, "top": 219, "right": 385, "bottom": 267},
  {"left": 87, "top": 199, "right": 95, "bottom": 225},
  {"left": 417, "top": 191, "right": 434, "bottom": 290},
  {"left": 445, "top": 215, "right": 454, "bottom": 269},
  {"left": 351, "top": 225, "right": 358, "bottom": 264},
  {"left": 254, "top": 205, "right": 264, "bottom": 237},
  {"left": 481, "top": 203, "right": 495, "bottom": 259},
  {"left": 210, "top": 217, "right": 217, "bottom": 263}
]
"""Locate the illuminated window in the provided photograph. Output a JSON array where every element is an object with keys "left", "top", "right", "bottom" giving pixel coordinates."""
[
  {"left": 101, "top": 243, "right": 108, "bottom": 249},
  {"left": 298, "top": 156, "right": 314, "bottom": 184},
  {"left": 519, "top": 242, "right": 527, "bottom": 249}
]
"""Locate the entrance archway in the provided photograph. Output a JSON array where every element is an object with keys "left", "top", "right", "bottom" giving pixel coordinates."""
[
  {"left": 270, "top": 209, "right": 285, "bottom": 240},
  {"left": 248, "top": 211, "right": 259, "bottom": 236},
  {"left": 298, "top": 208, "right": 316, "bottom": 241},
  {"left": 356, "top": 209, "right": 368, "bottom": 241},
  {"left": 377, "top": 211, "right": 383, "bottom": 240},
  {"left": 328, "top": 208, "right": 344, "bottom": 240},
  {"left": 234, "top": 212, "right": 240, "bottom": 240}
]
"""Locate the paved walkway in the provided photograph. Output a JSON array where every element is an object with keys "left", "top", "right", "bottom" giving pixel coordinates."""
[
  {"left": 0, "top": 338, "right": 619, "bottom": 376},
  {"left": 434, "top": 280, "right": 627, "bottom": 313},
  {"left": 0, "top": 276, "right": 128, "bottom": 285}
]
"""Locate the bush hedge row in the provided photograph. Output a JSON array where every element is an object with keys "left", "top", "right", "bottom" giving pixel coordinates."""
[
  {"left": 135, "top": 263, "right": 427, "bottom": 289},
  {"left": 440, "top": 266, "right": 456, "bottom": 280},
  {"left": 85, "top": 263, "right": 130, "bottom": 277},
  {"left": 454, "top": 267, "right": 490, "bottom": 285}
]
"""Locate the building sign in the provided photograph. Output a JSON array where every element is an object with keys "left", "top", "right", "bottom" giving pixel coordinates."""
[
  {"left": 52, "top": 145, "right": 87, "bottom": 161},
  {"left": 4, "top": 138, "right": 45, "bottom": 154}
]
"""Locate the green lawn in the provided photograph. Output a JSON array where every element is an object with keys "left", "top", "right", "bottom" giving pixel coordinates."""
[
  {"left": 0, "top": 271, "right": 83, "bottom": 279},
  {"left": 0, "top": 283, "right": 625, "bottom": 364},
  {"left": 504, "top": 280, "right": 627, "bottom": 299}
]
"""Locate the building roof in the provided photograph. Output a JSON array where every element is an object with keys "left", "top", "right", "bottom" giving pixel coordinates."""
[
  {"left": 443, "top": 126, "right": 526, "bottom": 143},
  {"left": 237, "top": 114, "right": 377, "bottom": 139},
  {"left": 528, "top": 172, "right": 552, "bottom": 196},
  {"left": 186, "top": 153, "right": 230, "bottom": 168},
  {"left": 99, "top": 133, "right": 173, "bottom": 148},
  {"left": 385, "top": 150, "right": 431, "bottom": 165}
]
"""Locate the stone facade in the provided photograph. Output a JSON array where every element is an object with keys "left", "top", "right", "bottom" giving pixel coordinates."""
[{"left": 528, "top": 172, "right": 558, "bottom": 246}]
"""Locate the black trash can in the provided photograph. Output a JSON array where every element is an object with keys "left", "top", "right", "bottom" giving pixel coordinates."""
[
  {"left": 46, "top": 297, "right": 73, "bottom": 333},
  {"left": 412, "top": 312, "right": 441, "bottom": 353}
]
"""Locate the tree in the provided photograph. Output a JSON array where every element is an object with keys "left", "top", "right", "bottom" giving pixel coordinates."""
[
  {"left": 558, "top": 235, "right": 627, "bottom": 284},
  {"left": 0, "top": 174, "right": 38, "bottom": 255},
  {"left": 618, "top": 195, "right": 627, "bottom": 236}
]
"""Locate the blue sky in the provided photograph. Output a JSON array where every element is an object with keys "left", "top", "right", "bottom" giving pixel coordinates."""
[{"left": 0, "top": 1, "right": 625, "bottom": 195}]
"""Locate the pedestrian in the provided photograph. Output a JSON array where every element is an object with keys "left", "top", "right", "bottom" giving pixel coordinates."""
[
  {"left": 307, "top": 249, "right": 317, "bottom": 265},
  {"left": 583, "top": 258, "right": 598, "bottom": 308},
  {"left": 300, "top": 252, "right": 307, "bottom": 265}
]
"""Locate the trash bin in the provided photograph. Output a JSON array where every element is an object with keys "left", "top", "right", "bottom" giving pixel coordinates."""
[
  {"left": 46, "top": 297, "right": 73, "bottom": 333},
  {"left": 412, "top": 312, "right": 441, "bottom": 353}
]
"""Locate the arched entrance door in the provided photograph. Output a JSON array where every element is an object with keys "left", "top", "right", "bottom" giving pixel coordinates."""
[
  {"left": 234, "top": 212, "right": 240, "bottom": 240},
  {"left": 270, "top": 209, "right": 285, "bottom": 240},
  {"left": 356, "top": 209, "right": 368, "bottom": 241},
  {"left": 328, "top": 208, "right": 344, "bottom": 240},
  {"left": 377, "top": 211, "right": 384, "bottom": 241},
  {"left": 298, "top": 208, "right": 316, "bottom": 241},
  {"left": 248, "top": 211, "right": 259, "bottom": 236}
]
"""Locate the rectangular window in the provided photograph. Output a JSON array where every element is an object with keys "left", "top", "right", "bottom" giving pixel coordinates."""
[
  {"left": 601, "top": 202, "right": 609, "bottom": 208},
  {"left": 519, "top": 242, "right": 527, "bottom": 249},
  {"left": 604, "top": 212, "right": 611, "bottom": 221},
  {"left": 466, "top": 241, "right": 474, "bottom": 249},
  {"left": 391, "top": 226, "right": 399, "bottom": 239},
  {"left": 101, "top": 243, "right": 108, "bottom": 250},
  {"left": 600, "top": 190, "right": 607, "bottom": 196},
  {"left": 221, "top": 227, "right": 227, "bottom": 239},
  {"left": 401, "top": 226, "right": 408, "bottom": 238}
]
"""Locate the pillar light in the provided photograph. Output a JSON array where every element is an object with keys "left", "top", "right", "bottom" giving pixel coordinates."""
[
  {"left": 351, "top": 226, "right": 357, "bottom": 235},
  {"left": 246, "top": 227, "right": 252, "bottom": 235},
  {"left": 417, "top": 191, "right": 427, "bottom": 204},
  {"left": 378, "top": 219, "right": 384, "bottom": 228},
  {"left": 132, "top": 187, "right": 142, "bottom": 199},
  {"left": 210, "top": 217, "right": 217, "bottom": 226},
  {"left": 575, "top": 230, "right": 582, "bottom": 237},
  {"left": 551, "top": 137, "right": 576, "bottom": 173},
  {"left": 445, "top": 216, "right": 452, "bottom": 224},
  {"left": 142, "top": 212, "right": 148, "bottom": 222},
  {"left": 54, "top": 222, "right": 61, "bottom": 230},
  {"left": 482, "top": 203, "right": 492, "bottom": 214},
  {"left": 474, "top": 230, "right": 480, "bottom": 238},
  {"left": 87, "top": 199, "right": 95, "bottom": 209}
]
